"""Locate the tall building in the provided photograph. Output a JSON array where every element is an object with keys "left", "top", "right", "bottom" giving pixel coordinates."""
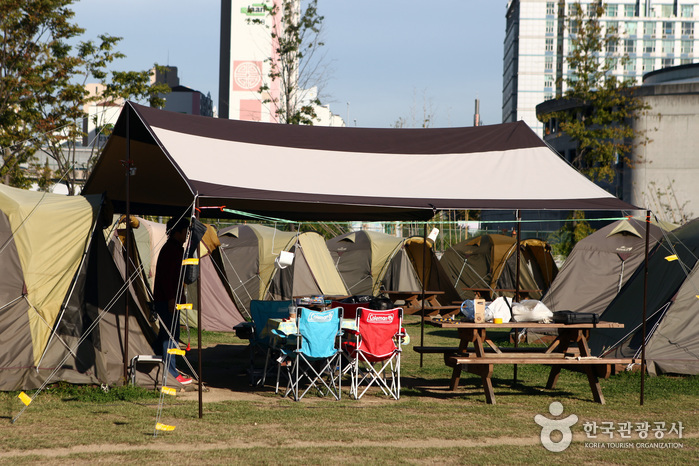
[
  {"left": 503, "top": 0, "right": 699, "bottom": 136},
  {"left": 219, "top": 0, "right": 343, "bottom": 125},
  {"left": 154, "top": 66, "right": 214, "bottom": 117}
]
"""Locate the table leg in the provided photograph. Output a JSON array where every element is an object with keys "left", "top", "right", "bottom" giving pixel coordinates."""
[
  {"left": 449, "top": 366, "right": 462, "bottom": 391},
  {"left": 472, "top": 364, "right": 495, "bottom": 404},
  {"left": 584, "top": 365, "right": 605, "bottom": 404},
  {"left": 546, "top": 329, "right": 574, "bottom": 389}
]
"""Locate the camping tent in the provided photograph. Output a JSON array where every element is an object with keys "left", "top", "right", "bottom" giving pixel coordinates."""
[
  {"left": 440, "top": 234, "right": 558, "bottom": 301},
  {"left": 588, "top": 218, "right": 699, "bottom": 375},
  {"left": 326, "top": 230, "right": 421, "bottom": 296},
  {"left": 109, "top": 217, "right": 245, "bottom": 332},
  {"left": 218, "top": 225, "right": 347, "bottom": 314},
  {"left": 542, "top": 218, "right": 666, "bottom": 315},
  {"left": 0, "top": 185, "right": 158, "bottom": 390}
]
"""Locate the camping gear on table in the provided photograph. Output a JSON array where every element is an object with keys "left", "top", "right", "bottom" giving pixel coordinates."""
[{"left": 552, "top": 310, "right": 599, "bottom": 325}]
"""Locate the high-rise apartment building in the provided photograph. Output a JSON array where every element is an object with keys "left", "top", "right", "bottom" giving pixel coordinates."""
[{"left": 503, "top": 0, "right": 699, "bottom": 135}]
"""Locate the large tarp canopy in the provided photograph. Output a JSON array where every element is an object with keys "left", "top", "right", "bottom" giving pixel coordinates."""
[{"left": 82, "top": 103, "right": 637, "bottom": 220}]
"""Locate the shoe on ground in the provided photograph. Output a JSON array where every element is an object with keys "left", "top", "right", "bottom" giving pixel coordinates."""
[{"left": 176, "top": 374, "right": 193, "bottom": 385}]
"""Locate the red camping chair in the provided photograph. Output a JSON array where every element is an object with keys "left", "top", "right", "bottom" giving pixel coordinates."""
[{"left": 343, "top": 307, "right": 404, "bottom": 400}]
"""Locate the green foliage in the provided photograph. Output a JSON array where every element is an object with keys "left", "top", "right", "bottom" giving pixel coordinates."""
[
  {"left": 249, "top": 0, "right": 325, "bottom": 125},
  {"left": 548, "top": 210, "right": 595, "bottom": 257},
  {"left": 537, "top": 1, "right": 650, "bottom": 183},
  {"left": 0, "top": 0, "right": 171, "bottom": 192}
]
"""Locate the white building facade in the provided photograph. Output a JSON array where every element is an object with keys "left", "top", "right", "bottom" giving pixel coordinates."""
[
  {"left": 503, "top": 0, "right": 699, "bottom": 135},
  {"left": 219, "top": 0, "right": 343, "bottom": 126}
]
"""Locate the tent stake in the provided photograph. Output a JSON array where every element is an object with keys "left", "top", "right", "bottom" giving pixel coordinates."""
[{"left": 641, "top": 210, "right": 650, "bottom": 405}]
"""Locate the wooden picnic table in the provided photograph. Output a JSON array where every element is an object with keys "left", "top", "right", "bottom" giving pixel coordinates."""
[
  {"left": 384, "top": 291, "right": 461, "bottom": 316},
  {"left": 423, "top": 320, "right": 634, "bottom": 405}
]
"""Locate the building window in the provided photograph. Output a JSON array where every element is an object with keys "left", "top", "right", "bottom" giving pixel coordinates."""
[
  {"left": 682, "top": 22, "right": 694, "bottom": 36},
  {"left": 624, "top": 39, "right": 636, "bottom": 54},
  {"left": 546, "top": 1, "right": 555, "bottom": 16},
  {"left": 626, "top": 22, "right": 637, "bottom": 36},
  {"left": 661, "top": 5, "right": 674, "bottom": 18},
  {"left": 544, "top": 56, "right": 554, "bottom": 72},
  {"left": 544, "top": 92, "right": 553, "bottom": 101},
  {"left": 605, "top": 4, "right": 618, "bottom": 17},
  {"left": 642, "top": 58, "right": 655, "bottom": 72},
  {"left": 681, "top": 58, "right": 693, "bottom": 64},
  {"left": 546, "top": 19, "right": 555, "bottom": 34},
  {"left": 624, "top": 4, "right": 635, "bottom": 17},
  {"left": 644, "top": 21, "right": 656, "bottom": 37},
  {"left": 607, "top": 38, "right": 619, "bottom": 53},
  {"left": 607, "top": 20, "right": 619, "bottom": 35},
  {"left": 681, "top": 40, "right": 693, "bottom": 54},
  {"left": 544, "top": 75, "right": 554, "bottom": 88},
  {"left": 663, "top": 21, "right": 674, "bottom": 37},
  {"left": 545, "top": 38, "right": 554, "bottom": 52},
  {"left": 570, "top": 19, "right": 579, "bottom": 35},
  {"left": 681, "top": 5, "right": 694, "bottom": 18},
  {"left": 662, "top": 57, "right": 675, "bottom": 67},
  {"left": 643, "top": 40, "right": 656, "bottom": 53},
  {"left": 624, "top": 59, "right": 635, "bottom": 72},
  {"left": 662, "top": 39, "right": 675, "bottom": 54}
]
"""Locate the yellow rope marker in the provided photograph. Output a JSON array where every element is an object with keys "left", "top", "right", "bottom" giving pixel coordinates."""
[
  {"left": 167, "top": 348, "right": 186, "bottom": 356},
  {"left": 18, "top": 392, "right": 32, "bottom": 406},
  {"left": 665, "top": 254, "right": 678, "bottom": 261},
  {"left": 161, "top": 386, "right": 177, "bottom": 396},
  {"left": 175, "top": 303, "right": 193, "bottom": 310},
  {"left": 155, "top": 423, "right": 176, "bottom": 432},
  {"left": 182, "top": 258, "right": 199, "bottom": 265}
]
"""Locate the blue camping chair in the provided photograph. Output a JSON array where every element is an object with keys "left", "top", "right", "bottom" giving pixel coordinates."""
[
  {"left": 248, "top": 300, "right": 293, "bottom": 386},
  {"left": 274, "top": 307, "right": 343, "bottom": 401}
]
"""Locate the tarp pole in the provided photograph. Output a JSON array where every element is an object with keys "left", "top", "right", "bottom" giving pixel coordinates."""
[
  {"left": 196, "top": 198, "right": 203, "bottom": 418},
  {"left": 513, "top": 210, "right": 521, "bottom": 385},
  {"left": 420, "top": 223, "right": 427, "bottom": 368},
  {"left": 123, "top": 105, "right": 131, "bottom": 384},
  {"left": 641, "top": 209, "right": 650, "bottom": 405}
]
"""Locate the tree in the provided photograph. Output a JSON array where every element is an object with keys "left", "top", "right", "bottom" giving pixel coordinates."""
[
  {"left": 537, "top": 1, "right": 650, "bottom": 183},
  {"left": 1, "top": 0, "right": 170, "bottom": 192},
  {"left": 250, "top": 0, "right": 327, "bottom": 125}
]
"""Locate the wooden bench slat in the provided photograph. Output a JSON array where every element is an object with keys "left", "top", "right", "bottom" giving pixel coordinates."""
[{"left": 449, "top": 356, "right": 635, "bottom": 365}]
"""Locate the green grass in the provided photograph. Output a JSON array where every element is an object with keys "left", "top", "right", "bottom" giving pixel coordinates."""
[{"left": 0, "top": 315, "right": 696, "bottom": 464}]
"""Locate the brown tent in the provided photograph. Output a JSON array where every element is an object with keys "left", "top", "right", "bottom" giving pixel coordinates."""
[{"left": 440, "top": 234, "right": 558, "bottom": 300}]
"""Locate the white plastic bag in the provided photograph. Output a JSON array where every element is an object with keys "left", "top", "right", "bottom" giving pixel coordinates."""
[
  {"left": 511, "top": 300, "right": 553, "bottom": 322},
  {"left": 486, "top": 297, "right": 512, "bottom": 323}
]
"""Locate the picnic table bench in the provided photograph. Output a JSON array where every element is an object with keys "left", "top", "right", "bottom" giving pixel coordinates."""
[{"left": 424, "top": 319, "right": 636, "bottom": 405}]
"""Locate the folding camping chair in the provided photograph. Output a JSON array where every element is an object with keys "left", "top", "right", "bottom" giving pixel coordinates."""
[
  {"left": 248, "top": 300, "right": 293, "bottom": 386},
  {"left": 274, "top": 306, "right": 343, "bottom": 401},
  {"left": 344, "top": 307, "right": 404, "bottom": 400}
]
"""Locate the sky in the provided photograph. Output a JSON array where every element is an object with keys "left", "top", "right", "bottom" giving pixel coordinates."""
[{"left": 71, "top": 0, "right": 506, "bottom": 128}]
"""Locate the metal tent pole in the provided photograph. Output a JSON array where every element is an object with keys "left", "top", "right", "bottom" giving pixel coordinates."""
[
  {"left": 513, "top": 210, "right": 521, "bottom": 385},
  {"left": 196, "top": 199, "right": 203, "bottom": 418},
  {"left": 419, "top": 223, "right": 427, "bottom": 368},
  {"left": 641, "top": 209, "right": 650, "bottom": 405},
  {"left": 123, "top": 105, "right": 131, "bottom": 384}
]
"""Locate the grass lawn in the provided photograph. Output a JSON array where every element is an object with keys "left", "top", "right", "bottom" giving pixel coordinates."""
[{"left": 1, "top": 316, "right": 696, "bottom": 464}]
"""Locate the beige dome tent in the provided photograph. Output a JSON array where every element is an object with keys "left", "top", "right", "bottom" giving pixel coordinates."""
[
  {"left": 218, "top": 225, "right": 347, "bottom": 315},
  {"left": 326, "top": 230, "right": 461, "bottom": 306},
  {"left": 0, "top": 185, "right": 158, "bottom": 390},
  {"left": 440, "top": 234, "right": 558, "bottom": 301}
]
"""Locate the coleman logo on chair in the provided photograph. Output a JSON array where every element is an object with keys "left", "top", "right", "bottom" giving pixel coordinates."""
[
  {"left": 367, "top": 313, "right": 394, "bottom": 324},
  {"left": 308, "top": 312, "right": 333, "bottom": 323}
]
